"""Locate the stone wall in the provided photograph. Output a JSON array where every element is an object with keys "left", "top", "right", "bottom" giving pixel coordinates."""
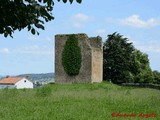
[
  {"left": 92, "top": 48, "right": 103, "bottom": 82},
  {"left": 89, "top": 36, "right": 102, "bottom": 49},
  {"left": 55, "top": 33, "right": 103, "bottom": 84}
]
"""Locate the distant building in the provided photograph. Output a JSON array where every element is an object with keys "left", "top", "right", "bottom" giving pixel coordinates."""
[{"left": 0, "top": 76, "right": 33, "bottom": 89}]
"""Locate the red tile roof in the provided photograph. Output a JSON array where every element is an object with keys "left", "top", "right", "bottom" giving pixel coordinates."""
[{"left": 0, "top": 77, "right": 22, "bottom": 85}]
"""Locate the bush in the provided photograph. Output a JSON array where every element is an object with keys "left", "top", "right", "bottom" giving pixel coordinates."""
[
  {"left": 62, "top": 34, "right": 82, "bottom": 76},
  {"left": 153, "top": 70, "right": 160, "bottom": 84}
]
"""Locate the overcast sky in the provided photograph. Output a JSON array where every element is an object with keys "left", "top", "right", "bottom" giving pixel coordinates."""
[{"left": 0, "top": 0, "right": 160, "bottom": 75}]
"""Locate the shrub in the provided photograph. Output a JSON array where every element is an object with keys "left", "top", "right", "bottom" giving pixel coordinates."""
[
  {"left": 153, "top": 70, "right": 160, "bottom": 84},
  {"left": 62, "top": 34, "right": 82, "bottom": 76}
]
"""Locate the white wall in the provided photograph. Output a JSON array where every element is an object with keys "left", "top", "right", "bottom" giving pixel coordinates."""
[{"left": 15, "top": 78, "right": 33, "bottom": 89}]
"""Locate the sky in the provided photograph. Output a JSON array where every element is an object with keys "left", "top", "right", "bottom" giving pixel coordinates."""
[{"left": 0, "top": 0, "right": 160, "bottom": 76}]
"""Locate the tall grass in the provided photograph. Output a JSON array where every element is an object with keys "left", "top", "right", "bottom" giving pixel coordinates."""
[{"left": 0, "top": 82, "right": 159, "bottom": 120}]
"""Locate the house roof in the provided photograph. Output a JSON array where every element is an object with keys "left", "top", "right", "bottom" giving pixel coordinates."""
[{"left": 0, "top": 77, "right": 23, "bottom": 85}]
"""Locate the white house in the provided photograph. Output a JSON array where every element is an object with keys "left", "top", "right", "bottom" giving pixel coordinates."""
[{"left": 0, "top": 76, "right": 33, "bottom": 89}]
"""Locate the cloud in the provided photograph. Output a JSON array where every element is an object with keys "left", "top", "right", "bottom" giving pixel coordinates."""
[
  {"left": 14, "top": 45, "right": 53, "bottom": 55},
  {"left": 46, "top": 37, "right": 52, "bottom": 42},
  {"left": 0, "top": 48, "right": 9, "bottom": 54},
  {"left": 95, "top": 29, "right": 107, "bottom": 35},
  {"left": 118, "top": 15, "right": 160, "bottom": 28},
  {"left": 28, "top": 36, "right": 52, "bottom": 42},
  {"left": 128, "top": 38, "right": 160, "bottom": 54},
  {"left": 122, "top": 35, "right": 160, "bottom": 54},
  {"left": 72, "top": 13, "right": 92, "bottom": 28},
  {"left": 136, "top": 44, "right": 160, "bottom": 53},
  {"left": 28, "top": 36, "right": 38, "bottom": 41}
]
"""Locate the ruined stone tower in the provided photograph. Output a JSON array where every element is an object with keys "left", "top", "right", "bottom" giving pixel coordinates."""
[{"left": 55, "top": 33, "right": 103, "bottom": 83}]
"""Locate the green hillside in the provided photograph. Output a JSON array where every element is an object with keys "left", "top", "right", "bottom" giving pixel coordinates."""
[{"left": 0, "top": 82, "right": 159, "bottom": 120}]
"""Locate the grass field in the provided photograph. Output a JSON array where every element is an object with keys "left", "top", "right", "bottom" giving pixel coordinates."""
[{"left": 0, "top": 82, "right": 160, "bottom": 120}]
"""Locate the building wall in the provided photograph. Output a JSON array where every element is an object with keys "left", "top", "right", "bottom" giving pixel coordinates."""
[
  {"left": 89, "top": 36, "right": 102, "bottom": 49},
  {"left": 55, "top": 33, "right": 103, "bottom": 84},
  {"left": 15, "top": 78, "right": 33, "bottom": 89},
  {"left": 92, "top": 48, "right": 103, "bottom": 82}
]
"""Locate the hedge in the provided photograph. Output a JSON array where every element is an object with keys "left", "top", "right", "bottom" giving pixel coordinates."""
[{"left": 62, "top": 34, "right": 82, "bottom": 76}]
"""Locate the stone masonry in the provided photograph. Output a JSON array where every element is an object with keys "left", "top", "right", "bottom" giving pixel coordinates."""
[{"left": 55, "top": 33, "right": 103, "bottom": 83}]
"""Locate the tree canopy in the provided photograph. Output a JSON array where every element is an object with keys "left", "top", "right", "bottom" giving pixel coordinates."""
[
  {"left": 103, "top": 32, "right": 135, "bottom": 83},
  {"left": 103, "top": 32, "right": 154, "bottom": 83},
  {"left": 0, "top": 0, "right": 82, "bottom": 37},
  {"left": 153, "top": 70, "right": 160, "bottom": 84},
  {"left": 133, "top": 50, "right": 154, "bottom": 83}
]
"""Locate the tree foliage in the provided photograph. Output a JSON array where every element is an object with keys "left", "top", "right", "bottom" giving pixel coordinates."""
[
  {"left": 103, "top": 32, "right": 154, "bottom": 83},
  {"left": 0, "top": 0, "right": 82, "bottom": 37},
  {"left": 133, "top": 50, "right": 154, "bottom": 83},
  {"left": 62, "top": 34, "right": 81, "bottom": 76},
  {"left": 103, "top": 32, "right": 135, "bottom": 83},
  {"left": 153, "top": 70, "right": 160, "bottom": 84}
]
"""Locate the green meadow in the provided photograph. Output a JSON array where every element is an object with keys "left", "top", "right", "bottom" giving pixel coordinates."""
[{"left": 0, "top": 82, "right": 160, "bottom": 120}]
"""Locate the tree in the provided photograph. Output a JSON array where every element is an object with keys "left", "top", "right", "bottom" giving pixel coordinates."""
[
  {"left": 103, "top": 32, "right": 154, "bottom": 84},
  {"left": 153, "top": 70, "right": 160, "bottom": 84},
  {"left": 103, "top": 32, "right": 135, "bottom": 83},
  {"left": 133, "top": 50, "right": 154, "bottom": 83},
  {"left": 0, "top": 0, "right": 82, "bottom": 37}
]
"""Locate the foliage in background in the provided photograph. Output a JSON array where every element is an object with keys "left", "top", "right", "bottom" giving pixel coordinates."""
[
  {"left": 103, "top": 32, "right": 135, "bottom": 83},
  {"left": 153, "top": 70, "right": 160, "bottom": 84},
  {"left": 0, "top": 0, "right": 82, "bottom": 37},
  {"left": 103, "top": 32, "right": 154, "bottom": 83},
  {"left": 133, "top": 50, "right": 154, "bottom": 83},
  {"left": 62, "top": 34, "right": 82, "bottom": 76}
]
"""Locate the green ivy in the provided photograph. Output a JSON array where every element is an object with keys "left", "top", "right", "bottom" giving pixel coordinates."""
[{"left": 62, "top": 34, "right": 82, "bottom": 76}]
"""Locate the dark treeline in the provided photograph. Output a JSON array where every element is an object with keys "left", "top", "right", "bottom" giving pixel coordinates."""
[{"left": 103, "top": 32, "right": 160, "bottom": 84}]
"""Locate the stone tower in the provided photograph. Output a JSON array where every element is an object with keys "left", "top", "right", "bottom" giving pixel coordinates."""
[{"left": 55, "top": 33, "right": 103, "bottom": 83}]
